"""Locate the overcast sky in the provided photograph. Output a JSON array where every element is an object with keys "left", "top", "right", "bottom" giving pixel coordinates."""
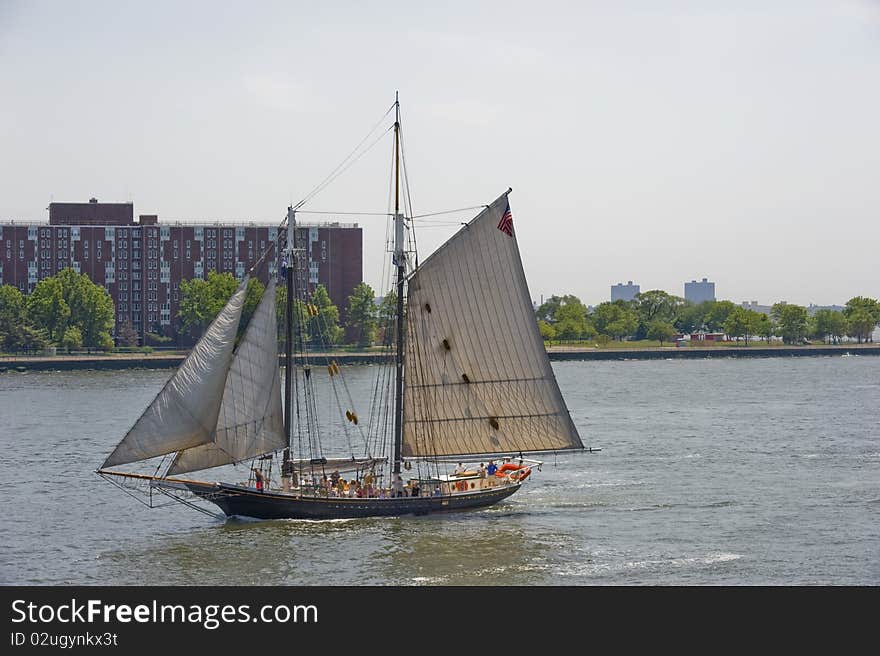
[{"left": 1, "top": 0, "right": 878, "bottom": 307}]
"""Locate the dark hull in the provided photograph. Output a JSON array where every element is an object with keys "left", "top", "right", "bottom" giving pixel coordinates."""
[{"left": 182, "top": 481, "right": 522, "bottom": 520}]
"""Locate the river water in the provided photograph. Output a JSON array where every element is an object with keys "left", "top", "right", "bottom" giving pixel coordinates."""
[{"left": 0, "top": 356, "right": 877, "bottom": 585}]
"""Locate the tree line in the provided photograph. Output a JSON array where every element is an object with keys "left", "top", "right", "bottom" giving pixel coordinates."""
[
  {"left": 535, "top": 291, "right": 880, "bottom": 346},
  {"left": 2, "top": 270, "right": 876, "bottom": 355}
]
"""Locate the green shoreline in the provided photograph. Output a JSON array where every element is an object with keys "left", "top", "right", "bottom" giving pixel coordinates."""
[{"left": 1, "top": 344, "right": 878, "bottom": 372}]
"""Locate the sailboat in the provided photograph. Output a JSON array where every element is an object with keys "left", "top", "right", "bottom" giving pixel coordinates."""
[{"left": 97, "top": 98, "right": 585, "bottom": 520}]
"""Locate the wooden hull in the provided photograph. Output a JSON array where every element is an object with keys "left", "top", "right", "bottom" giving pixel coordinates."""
[{"left": 181, "top": 481, "right": 522, "bottom": 520}]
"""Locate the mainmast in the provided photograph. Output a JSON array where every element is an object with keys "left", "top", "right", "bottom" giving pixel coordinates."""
[
  {"left": 392, "top": 93, "right": 405, "bottom": 477},
  {"left": 282, "top": 205, "right": 296, "bottom": 476}
]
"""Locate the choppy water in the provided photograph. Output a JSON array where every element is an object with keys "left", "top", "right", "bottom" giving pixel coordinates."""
[{"left": 0, "top": 356, "right": 877, "bottom": 585}]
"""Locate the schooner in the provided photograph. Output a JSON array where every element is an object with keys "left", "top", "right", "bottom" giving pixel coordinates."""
[{"left": 97, "top": 97, "right": 585, "bottom": 520}]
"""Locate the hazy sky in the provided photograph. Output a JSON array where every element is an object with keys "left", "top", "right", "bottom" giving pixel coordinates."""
[{"left": 2, "top": 0, "right": 878, "bottom": 307}]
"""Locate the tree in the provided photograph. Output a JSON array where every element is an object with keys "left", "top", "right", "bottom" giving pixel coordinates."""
[
  {"left": 635, "top": 290, "right": 684, "bottom": 325},
  {"left": 724, "top": 307, "right": 747, "bottom": 343},
  {"left": 812, "top": 309, "right": 847, "bottom": 344},
  {"left": 242, "top": 277, "right": 266, "bottom": 332},
  {"left": 705, "top": 300, "right": 737, "bottom": 333},
  {"left": 845, "top": 309, "right": 876, "bottom": 344},
  {"left": 375, "top": 291, "right": 398, "bottom": 345},
  {"left": 178, "top": 271, "right": 239, "bottom": 336},
  {"left": 724, "top": 307, "right": 763, "bottom": 345},
  {"left": 772, "top": 303, "right": 809, "bottom": 344},
  {"left": 308, "top": 284, "right": 343, "bottom": 347},
  {"left": 0, "top": 285, "right": 50, "bottom": 353},
  {"left": 538, "top": 320, "right": 556, "bottom": 342},
  {"left": 535, "top": 294, "right": 581, "bottom": 323},
  {"left": 27, "top": 277, "right": 70, "bottom": 343},
  {"left": 745, "top": 310, "right": 765, "bottom": 345},
  {"left": 345, "top": 282, "right": 378, "bottom": 347},
  {"left": 274, "top": 284, "right": 310, "bottom": 349},
  {"left": 843, "top": 296, "right": 879, "bottom": 343},
  {"left": 26, "top": 269, "right": 115, "bottom": 351},
  {"left": 61, "top": 326, "right": 83, "bottom": 353},
  {"left": 75, "top": 281, "right": 115, "bottom": 351},
  {"left": 554, "top": 297, "right": 594, "bottom": 341},
  {"left": 118, "top": 319, "right": 140, "bottom": 347},
  {"left": 534, "top": 294, "right": 593, "bottom": 341},
  {"left": 0, "top": 285, "right": 26, "bottom": 351},
  {"left": 755, "top": 313, "right": 774, "bottom": 343},
  {"left": 646, "top": 319, "right": 675, "bottom": 346},
  {"left": 675, "top": 300, "right": 714, "bottom": 334},
  {"left": 592, "top": 301, "right": 638, "bottom": 340}
]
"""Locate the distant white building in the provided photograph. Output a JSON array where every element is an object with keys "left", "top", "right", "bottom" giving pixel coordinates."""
[
  {"left": 740, "top": 301, "right": 772, "bottom": 316},
  {"left": 685, "top": 278, "right": 715, "bottom": 304},
  {"left": 611, "top": 281, "right": 640, "bottom": 302}
]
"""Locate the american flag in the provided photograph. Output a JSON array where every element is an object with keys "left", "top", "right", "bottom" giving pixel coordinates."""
[{"left": 497, "top": 204, "right": 513, "bottom": 237}]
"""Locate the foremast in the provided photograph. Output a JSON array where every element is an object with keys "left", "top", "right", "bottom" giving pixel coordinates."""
[{"left": 392, "top": 93, "right": 405, "bottom": 478}]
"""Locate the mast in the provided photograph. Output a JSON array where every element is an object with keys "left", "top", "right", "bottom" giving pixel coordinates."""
[
  {"left": 393, "top": 93, "right": 404, "bottom": 477},
  {"left": 282, "top": 205, "right": 296, "bottom": 474}
]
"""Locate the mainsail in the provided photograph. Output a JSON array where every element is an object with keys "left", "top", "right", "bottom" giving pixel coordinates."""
[
  {"left": 167, "top": 280, "right": 286, "bottom": 475},
  {"left": 402, "top": 192, "right": 583, "bottom": 457},
  {"left": 102, "top": 279, "right": 249, "bottom": 468}
]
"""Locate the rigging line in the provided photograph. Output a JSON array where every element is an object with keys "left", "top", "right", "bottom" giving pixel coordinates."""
[
  {"left": 410, "top": 206, "right": 488, "bottom": 220},
  {"left": 307, "top": 292, "right": 370, "bottom": 458},
  {"left": 290, "top": 258, "right": 309, "bottom": 468},
  {"left": 292, "top": 102, "right": 396, "bottom": 211},
  {"left": 365, "top": 295, "right": 393, "bottom": 456},
  {"left": 294, "top": 210, "right": 393, "bottom": 217},
  {"left": 375, "top": 316, "right": 396, "bottom": 460},
  {"left": 294, "top": 124, "right": 395, "bottom": 211},
  {"left": 397, "top": 122, "right": 419, "bottom": 268},
  {"left": 247, "top": 239, "right": 276, "bottom": 277}
]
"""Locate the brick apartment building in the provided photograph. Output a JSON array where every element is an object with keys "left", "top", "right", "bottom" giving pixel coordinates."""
[{"left": 0, "top": 199, "right": 362, "bottom": 344}]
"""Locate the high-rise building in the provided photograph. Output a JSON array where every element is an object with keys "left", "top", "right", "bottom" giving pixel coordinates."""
[
  {"left": 611, "top": 280, "right": 640, "bottom": 302},
  {"left": 0, "top": 199, "right": 362, "bottom": 343},
  {"left": 684, "top": 278, "right": 715, "bottom": 304}
]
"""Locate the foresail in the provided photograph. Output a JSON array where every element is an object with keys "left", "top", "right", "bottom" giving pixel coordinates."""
[
  {"left": 102, "top": 279, "right": 249, "bottom": 468},
  {"left": 402, "top": 192, "right": 583, "bottom": 457},
  {"left": 167, "top": 280, "right": 286, "bottom": 475}
]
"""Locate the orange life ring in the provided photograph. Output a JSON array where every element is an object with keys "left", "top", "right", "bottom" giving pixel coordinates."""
[
  {"left": 498, "top": 463, "right": 521, "bottom": 474},
  {"left": 455, "top": 480, "right": 467, "bottom": 492},
  {"left": 506, "top": 467, "right": 531, "bottom": 483}
]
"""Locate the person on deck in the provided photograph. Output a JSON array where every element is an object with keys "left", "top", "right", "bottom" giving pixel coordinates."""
[
  {"left": 252, "top": 468, "right": 265, "bottom": 492},
  {"left": 487, "top": 461, "right": 498, "bottom": 476},
  {"left": 454, "top": 463, "right": 466, "bottom": 475}
]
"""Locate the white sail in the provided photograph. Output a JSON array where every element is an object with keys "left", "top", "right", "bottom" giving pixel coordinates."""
[
  {"left": 402, "top": 192, "right": 583, "bottom": 457},
  {"left": 102, "top": 279, "right": 249, "bottom": 468},
  {"left": 167, "top": 280, "right": 286, "bottom": 475}
]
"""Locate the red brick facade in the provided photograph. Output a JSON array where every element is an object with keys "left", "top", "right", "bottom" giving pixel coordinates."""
[{"left": 1, "top": 202, "right": 362, "bottom": 344}]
